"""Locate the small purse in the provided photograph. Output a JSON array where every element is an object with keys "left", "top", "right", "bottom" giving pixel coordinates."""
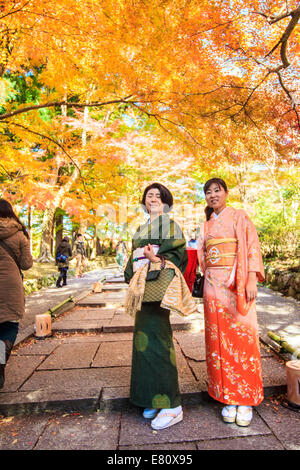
[
  {"left": 143, "top": 257, "right": 175, "bottom": 303},
  {"left": 146, "top": 268, "right": 161, "bottom": 281},
  {"left": 192, "top": 273, "right": 205, "bottom": 298}
]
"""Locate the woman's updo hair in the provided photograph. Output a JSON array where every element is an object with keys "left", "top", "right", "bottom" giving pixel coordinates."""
[
  {"left": 203, "top": 178, "right": 228, "bottom": 221},
  {"left": 141, "top": 182, "right": 173, "bottom": 213}
]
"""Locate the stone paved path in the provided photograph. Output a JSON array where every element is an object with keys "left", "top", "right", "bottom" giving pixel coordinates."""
[
  {"left": 256, "top": 286, "right": 300, "bottom": 350},
  {"left": 0, "top": 272, "right": 299, "bottom": 451},
  {"left": 16, "top": 266, "right": 123, "bottom": 343},
  {"left": 0, "top": 394, "right": 299, "bottom": 450}
]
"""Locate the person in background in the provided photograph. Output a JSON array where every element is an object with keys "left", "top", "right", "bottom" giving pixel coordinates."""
[
  {"left": 74, "top": 233, "right": 87, "bottom": 278},
  {"left": 116, "top": 239, "right": 127, "bottom": 269},
  {"left": 187, "top": 231, "right": 198, "bottom": 249},
  {"left": 0, "top": 199, "right": 33, "bottom": 389},
  {"left": 197, "top": 178, "right": 265, "bottom": 427},
  {"left": 55, "top": 236, "right": 72, "bottom": 287},
  {"left": 184, "top": 229, "right": 199, "bottom": 293}
]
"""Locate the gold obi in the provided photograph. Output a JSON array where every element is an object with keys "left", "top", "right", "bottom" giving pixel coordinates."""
[{"left": 205, "top": 238, "right": 237, "bottom": 267}]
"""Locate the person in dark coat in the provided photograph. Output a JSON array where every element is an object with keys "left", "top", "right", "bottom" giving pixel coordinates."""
[
  {"left": 0, "top": 199, "right": 33, "bottom": 389},
  {"left": 55, "top": 236, "right": 72, "bottom": 287}
]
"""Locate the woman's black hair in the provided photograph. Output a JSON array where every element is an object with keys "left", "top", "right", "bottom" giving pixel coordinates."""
[
  {"left": 203, "top": 178, "right": 228, "bottom": 221},
  {"left": 0, "top": 198, "right": 30, "bottom": 239},
  {"left": 141, "top": 182, "right": 173, "bottom": 213}
]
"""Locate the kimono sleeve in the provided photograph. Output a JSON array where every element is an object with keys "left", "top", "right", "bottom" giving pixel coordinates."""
[
  {"left": 158, "top": 219, "right": 188, "bottom": 273},
  {"left": 197, "top": 223, "right": 206, "bottom": 274},
  {"left": 124, "top": 252, "right": 134, "bottom": 284},
  {"left": 245, "top": 215, "right": 265, "bottom": 283}
]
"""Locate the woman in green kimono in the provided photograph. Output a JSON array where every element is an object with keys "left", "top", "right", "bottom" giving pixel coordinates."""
[{"left": 124, "top": 183, "right": 188, "bottom": 430}]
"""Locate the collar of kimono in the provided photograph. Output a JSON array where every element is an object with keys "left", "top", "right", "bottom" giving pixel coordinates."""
[
  {"left": 134, "top": 214, "right": 168, "bottom": 241},
  {"left": 212, "top": 207, "right": 227, "bottom": 219}
]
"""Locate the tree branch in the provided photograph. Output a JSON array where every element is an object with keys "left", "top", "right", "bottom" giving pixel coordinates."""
[
  {"left": 2, "top": 120, "right": 96, "bottom": 206},
  {"left": 185, "top": 18, "right": 241, "bottom": 39},
  {"left": 0, "top": 96, "right": 135, "bottom": 120},
  {"left": 0, "top": 163, "right": 14, "bottom": 180},
  {"left": 224, "top": 6, "right": 300, "bottom": 126},
  {"left": 129, "top": 102, "right": 209, "bottom": 149},
  {"left": 0, "top": 1, "right": 32, "bottom": 20},
  {"left": 264, "top": 4, "right": 300, "bottom": 67},
  {"left": 276, "top": 70, "right": 300, "bottom": 127}
]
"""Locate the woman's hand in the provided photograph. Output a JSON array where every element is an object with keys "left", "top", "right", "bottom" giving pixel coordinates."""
[
  {"left": 144, "top": 244, "right": 161, "bottom": 263},
  {"left": 246, "top": 272, "right": 257, "bottom": 302}
]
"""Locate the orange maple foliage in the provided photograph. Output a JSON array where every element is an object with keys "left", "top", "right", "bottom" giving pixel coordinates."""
[{"left": 0, "top": 0, "right": 298, "bottom": 230}]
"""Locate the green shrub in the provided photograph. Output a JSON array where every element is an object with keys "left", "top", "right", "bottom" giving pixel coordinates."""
[{"left": 254, "top": 195, "right": 299, "bottom": 261}]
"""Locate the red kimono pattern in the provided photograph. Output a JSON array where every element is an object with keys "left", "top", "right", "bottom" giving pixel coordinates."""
[{"left": 197, "top": 207, "right": 265, "bottom": 406}]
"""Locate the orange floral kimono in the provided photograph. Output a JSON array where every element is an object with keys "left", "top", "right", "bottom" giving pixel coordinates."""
[{"left": 197, "top": 207, "right": 265, "bottom": 406}]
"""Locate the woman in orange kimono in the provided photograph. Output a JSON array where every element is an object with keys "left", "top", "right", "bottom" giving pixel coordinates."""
[{"left": 197, "top": 178, "right": 265, "bottom": 427}]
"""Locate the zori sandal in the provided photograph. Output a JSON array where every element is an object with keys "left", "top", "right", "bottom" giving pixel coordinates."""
[
  {"left": 143, "top": 408, "right": 158, "bottom": 419},
  {"left": 221, "top": 405, "right": 237, "bottom": 423},
  {"left": 151, "top": 408, "right": 183, "bottom": 430},
  {"left": 236, "top": 406, "right": 253, "bottom": 427}
]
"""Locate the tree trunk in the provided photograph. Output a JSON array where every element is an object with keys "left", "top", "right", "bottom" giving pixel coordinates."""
[
  {"left": 37, "top": 96, "right": 80, "bottom": 262},
  {"left": 36, "top": 206, "right": 56, "bottom": 262},
  {"left": 78, "top": 221, "right": 88, "bottom": 235},
  {"left": 55, "top": 211, "right": 64, "bottom": 253},
  {"left": 96, "top": 237, "right": 102, "bottom": 256},
  {"left": 232, "top": 159, "right": 250, "bottom": 205},
  {"left": 71, "top": 222, "right": 79, "bottom": 248},
  {"left": 90, "top": 226, "right": 97, "bottom": 260},
  {"left": 50, "top": 211, "right": 55, "bottom": 255},
  {"left": 27, "top": 205, "right": 33, "bottom": 254},
  {"left": 291, "top": 201, "right": 299, "bottom": 225}
]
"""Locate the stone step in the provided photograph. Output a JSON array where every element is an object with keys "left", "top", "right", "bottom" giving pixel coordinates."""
[
  {"left": 101, "top": 284, "right": 128, "bottom": 291},
  {"left": 105, "top": 276, "right": 125, "bottom": 283},
  {"left": 76, "top": 292, "right": 126, "bottom": 308},
  {"left": 0, "top": 331, "right": 287, "bottom": 416},
  {"left": 52, "top": 319, "right": 197, "bottom": 334},
  {"left": 51, "top": 305, "right": 203, "bottom": 334}
]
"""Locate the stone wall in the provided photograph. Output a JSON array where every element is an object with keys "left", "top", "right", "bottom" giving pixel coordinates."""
[{"left": 264, "top": 265, "right": 300, "bottom": 301}]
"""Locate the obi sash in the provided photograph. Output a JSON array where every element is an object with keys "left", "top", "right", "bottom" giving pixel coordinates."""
[{"left": 205, "top": 238, "right": 237, "bottom": 267}]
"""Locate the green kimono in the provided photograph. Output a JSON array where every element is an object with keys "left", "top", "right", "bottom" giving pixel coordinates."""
[{"left": 124, "top": 214, "right": 188, "bottom": 410}]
